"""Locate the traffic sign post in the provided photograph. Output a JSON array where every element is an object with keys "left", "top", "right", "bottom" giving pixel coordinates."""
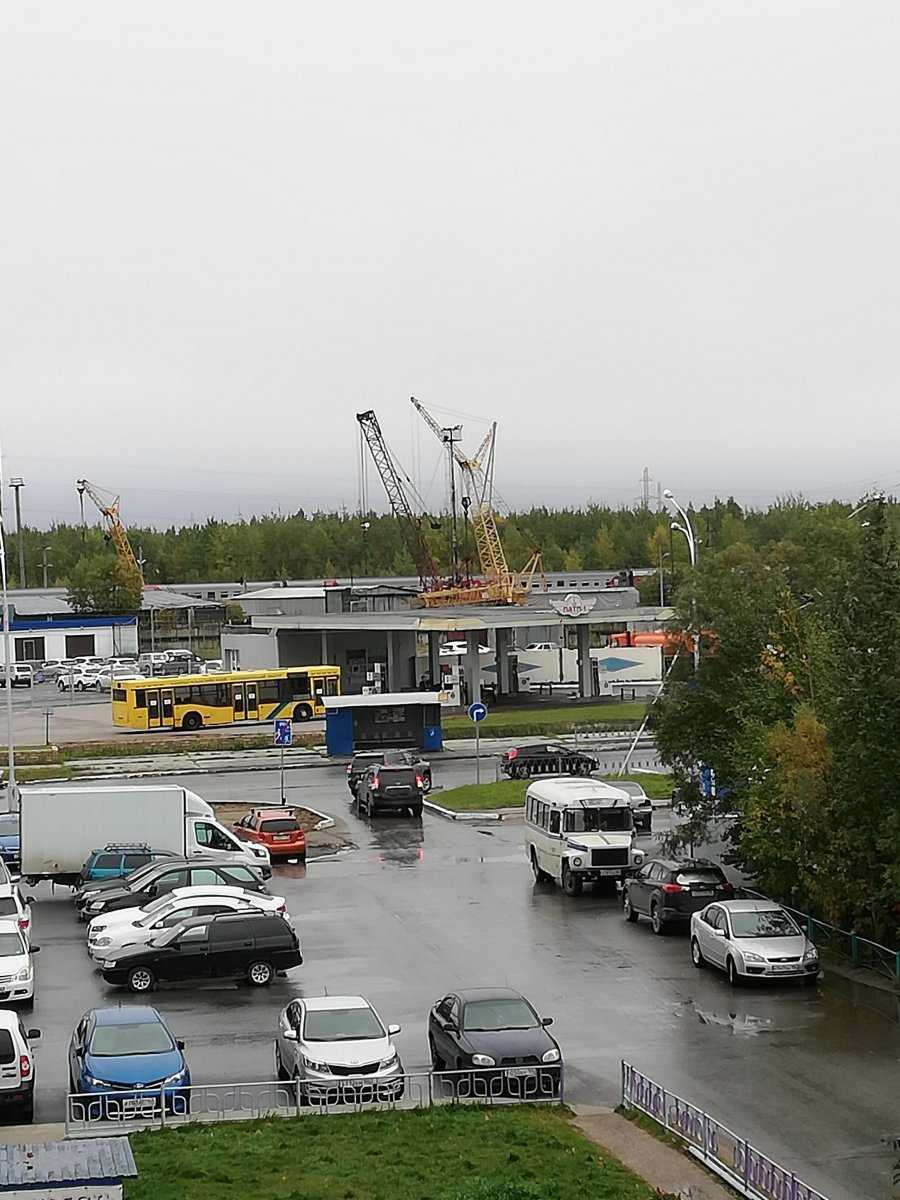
[
  {"left": 468, "top": 702, "right": 487, "bottom": 783},
  {"left": 274, "top": 719, "right": 293, "bottom": 804}
]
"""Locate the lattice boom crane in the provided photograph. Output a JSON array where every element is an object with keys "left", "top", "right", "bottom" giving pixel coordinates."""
[{"left": 76, "top": 479, "right": 144, "bottom": 584}]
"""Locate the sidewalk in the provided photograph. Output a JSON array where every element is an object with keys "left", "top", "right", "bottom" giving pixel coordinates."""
[{"left": 573, "top": 1107, "right": 735, "bottom": 1200}]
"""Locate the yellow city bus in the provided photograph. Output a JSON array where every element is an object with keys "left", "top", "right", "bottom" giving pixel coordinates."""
[{"left": 112, "top": 666, "right": 341, "bottom": 732}]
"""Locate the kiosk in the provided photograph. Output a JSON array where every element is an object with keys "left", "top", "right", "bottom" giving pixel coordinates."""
[{"left": 325, "top": 692, "right": 443, "bottom": 757}]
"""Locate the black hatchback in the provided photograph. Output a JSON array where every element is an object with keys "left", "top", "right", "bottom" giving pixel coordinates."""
[
  {"left": 623, "top": 859, "right": 733, "bottom": 934},
  {"left": 97, "top": 911, "right": 302, "bottom": 993}
]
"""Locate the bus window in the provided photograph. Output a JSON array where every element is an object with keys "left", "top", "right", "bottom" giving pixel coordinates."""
[
  {"left": 325, "top": 675, "right": 339, "bottom": 696},
  {"left": 549, "top": 811, "right": 561, "bottom": 836}
]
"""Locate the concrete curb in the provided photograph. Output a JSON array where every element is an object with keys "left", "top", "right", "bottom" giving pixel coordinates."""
[{"left": 423, "top": 800, "right": 523, "bottom": 822}]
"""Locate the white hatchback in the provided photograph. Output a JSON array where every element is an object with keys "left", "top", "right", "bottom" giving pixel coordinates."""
[
  {"left": 0, "top": 887, "right": 32, "bottom": 943},
  {"left": 0, "top": 921, "right": 39, "bottom": 1006},
  {"left": 87, "top": 886, "right": 289, "bottom": 961}
]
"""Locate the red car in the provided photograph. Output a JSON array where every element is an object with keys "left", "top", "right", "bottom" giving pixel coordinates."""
[{"left": 233, "top": 808, "right": 307, "bottom": 861}]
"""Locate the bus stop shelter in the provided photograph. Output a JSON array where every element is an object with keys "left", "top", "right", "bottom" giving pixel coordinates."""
[{"left": 325, "top": 693, "right": 443, "bottom": 757}]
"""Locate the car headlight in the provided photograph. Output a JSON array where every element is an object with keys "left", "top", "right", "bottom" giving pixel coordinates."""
[
  {"left": 742, "top": 951, "right": 765, "bottom": 963},
  {"left": 541, "top": 1048, "right": 560, "bottom": 1064},
  {"left": 88, "top": 902, "right": 105, "bottom": 913},
  {"left": 471, "top": 1054, "right": 495, "bottom": 1067},
  {"left": 15, "top": 966, "right": 31, "bottom": 981},
  {"left": 804, "top": 947, "right": 819, "bottom": 962},
  {"left": 302, "top": 1056, "right": 332, "bottom": 1074},
  {"left": 571, "top": 857, "right": 583, "bottom": 868},
  {"left": 85, "top": 1073, "right": 108, "bottom": 1088},
  {"left": 90, "top": 923, "right": 107, "bottom": 934},
  {"left": 633, "top": 850, "right": 645, "bottom": 864},
  {"left": 92, "top": 937, "right": 111, "bottom": 947},
  {"left": 98, "top": 960, "right": 116, "bottom": 969},
  {"left": 163, "top": 1068, "right": 188, "bottom": 1085},
  {"left": 379, "top": 1052, "right": 398, "bottom": 1070}
]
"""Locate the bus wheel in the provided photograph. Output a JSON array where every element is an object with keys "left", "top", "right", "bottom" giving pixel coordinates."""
[
  {"left": 182, "top": 712, "right": 202, "bottom": 731},
  {"left": 292, "top": 704, "right": 312, "bottom": 722}
]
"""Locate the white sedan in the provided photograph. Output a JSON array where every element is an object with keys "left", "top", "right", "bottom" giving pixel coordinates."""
[{"left": 87, "top": 886, "right": 289, "bottom": 961}]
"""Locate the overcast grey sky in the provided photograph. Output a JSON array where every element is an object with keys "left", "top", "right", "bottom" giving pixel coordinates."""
[{"left": 3, "top": 2, "right": 900, "bottom": 528}]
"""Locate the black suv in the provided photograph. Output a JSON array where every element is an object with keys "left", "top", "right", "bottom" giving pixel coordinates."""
[
  {"left": 347, "top": 750, "right": 432, "bottom": 796},
  {"left": 97, "top": 911, "right": 302, "bottom": 993},
  {"left": 623, "top": 859, "right": 733, "bottom": 934},
  {"left": 356, "top": 765, "right": 424, "bottom": 818},
  {"left": 79, "top": 859, "right": 268, "bottom": 921},
  {"left": 500, "top": 742, "right": 597, "bottom": 779}
]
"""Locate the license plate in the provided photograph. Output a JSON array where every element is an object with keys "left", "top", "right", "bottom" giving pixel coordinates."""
[
  {"left": 274, "top": 834, "right": 291, "bottom": 841},
  {"left": 770, "top": 963, "right": 798, "bottom": 973},
  {"left": 691, "top": 889, "right": 713, "bottom": 897},
  {"left": 122, "top": 1097, "right": 157, "bottom": 1116},
  {"left": 596, "top": 868, "right": 621, "bottom": 876},
  {"left": 507, "top": 1067, "right": 536, "bottom": 1078}
]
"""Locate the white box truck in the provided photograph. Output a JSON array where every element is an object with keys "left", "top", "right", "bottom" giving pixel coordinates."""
[{"left": 19, "top": 785, "right": 271, "bottom": 885}]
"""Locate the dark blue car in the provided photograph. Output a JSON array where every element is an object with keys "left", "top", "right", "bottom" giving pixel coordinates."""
[
  {"left": 68, "top": 1006, "right": 190, "bottom": 1119},
  {"left": 0, "top": 814, "right": 20, "bottom": 874}
]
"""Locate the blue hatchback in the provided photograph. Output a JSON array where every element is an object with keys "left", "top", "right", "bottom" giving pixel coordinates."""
[
  {"left": 68, "top": 1006, "right": 190, "bottom": 1119},
  {"left": 78, "top": 846, "right": 175, "bottom": 886}
]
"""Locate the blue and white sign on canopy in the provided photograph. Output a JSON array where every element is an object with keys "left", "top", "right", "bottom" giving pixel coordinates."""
[
  {"left": 273, "top": 719, "right": 293, "bottom": 747},
  {"left": 468, "top": 702, "right": 487, "bottom": 723}
]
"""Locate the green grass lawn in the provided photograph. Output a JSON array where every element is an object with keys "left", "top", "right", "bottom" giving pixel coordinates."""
[
  {"left": 125, "top": 1106, "right": 657, "bottom": 1200},
  {"left": 443, "top": 701, "right": 647, "bottom": 739},
  {"left": 435, "top": 772, "right": 672, "bottom": 811}
]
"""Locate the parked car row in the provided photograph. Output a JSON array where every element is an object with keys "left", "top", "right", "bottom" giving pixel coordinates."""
[{"left": 622, "top": 859, "right": 820, "bottom": 986}]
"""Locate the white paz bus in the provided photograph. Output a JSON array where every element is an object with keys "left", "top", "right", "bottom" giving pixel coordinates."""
[{"left": 524, "top": 777, "right": 644, "bottom": 895}]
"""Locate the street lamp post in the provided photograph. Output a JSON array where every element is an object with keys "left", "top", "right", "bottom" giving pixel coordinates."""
[
  {"left": 8, "top": 478, "right": 25, "bottom": 589},
  {"left": 663, "top": 489, "right": 699, "bottom": 670},
  {"left": 0, "top": 452, "right": 17, "bottom": 809}
]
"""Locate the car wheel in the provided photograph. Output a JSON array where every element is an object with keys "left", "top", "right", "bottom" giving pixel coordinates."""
[
  {"left": 292, "top": 704, "right": 312, "bottom": 722},
  {"left": 422, "top": 773, "right": 432, "bottom": 794},
  {"left": 127, "top": 966, "right": 155, "bottom": 993},
  {"left": 411, "top": 804, "right": 423, "bottom": 818},
  {"left": 513, "top": 764, "right": 527, "bottom": 780},
  {"left": 691, "top": 938, "right": 705, "bottom": 968},
  {"left": 623, "top": 892, "right": 639, "bottom": 923},
  {"left": 803, "top": 972, "right": 819, "bottom": 988},
  {"left": 530, "top": 849, "right": 546, "bottom": 884},
  {"left": 19, "top": 996, "right": 33, "bottom": 1010},
  {"left": 428, "top": 1035, "right": 444, "bottom": 1071},
  {"left": 248, "top": 960, "right": 274, "bottom": 986},
  {"left": 275, "top": 1047, "right": 290, "bottom": 1081},
  {"left": 650, "top": 901, "right": 666, "bottom": 935},
  {"left": 562, "top": 864, "right": 582, "bottom": 896},
  {"left": 181, "top": 711, "right": 202, "bottom": 731},
  {"left": 727, "top": 957, "right": 742, "bottom": 987},
  {"left": 294, "top": 1071, "right": 310, "bottom": 1107}
]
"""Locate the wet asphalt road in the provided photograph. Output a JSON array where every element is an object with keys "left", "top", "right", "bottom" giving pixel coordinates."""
[{"left": 23, "top": 760, "right": 900, "bottom": 1200}]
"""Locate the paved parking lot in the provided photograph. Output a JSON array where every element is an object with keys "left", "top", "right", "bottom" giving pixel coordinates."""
[{"left": 17, "top": 761, "right": 900, "bottom": 1199}]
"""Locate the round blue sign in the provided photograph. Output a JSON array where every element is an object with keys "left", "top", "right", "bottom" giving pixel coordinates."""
[{"left": 468, "top": 702, "right": 488, "bottom": 723}]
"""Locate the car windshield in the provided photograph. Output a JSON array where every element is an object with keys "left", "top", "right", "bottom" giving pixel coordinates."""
[
  {"left": 564, "top": 807, "right": 633, "bottom": 833},
  {"left": 0, "top": 899, "right": 19, "bottom": 917},
  {"left": 303, "top": 1007, "right": 385, "bottom": 1042},
  {"left": 0, "top": 932, "right": 25, "bottom": 956},
  {"left": 260, "top": 819, "right": 299, "bottom": 833},
  {"left": 730, "top": 910, "right": 799, "bottom": 939},
  {"left": 463, "top": 999, "right": 538, "bottom": 1032},
  {"left": 89, "top": 1021, "right": 174, "bottom": 1056}
]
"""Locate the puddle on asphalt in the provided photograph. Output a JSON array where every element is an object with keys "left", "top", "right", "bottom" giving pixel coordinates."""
[{"left": 695, "top": 1009, "right": 775, "bottom": 1036}]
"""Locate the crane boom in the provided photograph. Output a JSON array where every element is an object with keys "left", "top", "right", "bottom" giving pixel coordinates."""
[
  {"left": 355, "top": 411, "right": 440, "bottom": 590},
  {"left": 76, "top": 479, "right": 143, "bottom": 583},
  {"left": 410, "top": 397, "right": 512, "bottom": 587}
]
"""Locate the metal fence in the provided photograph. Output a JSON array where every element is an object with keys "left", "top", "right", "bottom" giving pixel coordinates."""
[
  {"left": 621, "top": 1061, "right": 829, "bottom": 1200},
  {"left": 65, "top": 1065, "right": 563, "bottom": 1138},
  {"left": 740, "top": 889, "right": 900, "bottom": 984}
]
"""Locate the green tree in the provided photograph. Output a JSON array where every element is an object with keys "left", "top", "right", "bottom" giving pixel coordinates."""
[{"left": 67, "top": 554, "right": 142, "bottom": 614}]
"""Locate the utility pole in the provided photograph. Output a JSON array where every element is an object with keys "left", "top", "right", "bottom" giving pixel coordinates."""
[
  {"left": 136, "top": 545, "right": 147, "bottom": 578},
  {"left": 8, "top": 479, "right": 25, "bottom": 589},
  {"left": 641, "top": 467, "right": 650, "bottom": 509},
  {"left": 41, "top": 546, "right": 51, "bottom": 589}
]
